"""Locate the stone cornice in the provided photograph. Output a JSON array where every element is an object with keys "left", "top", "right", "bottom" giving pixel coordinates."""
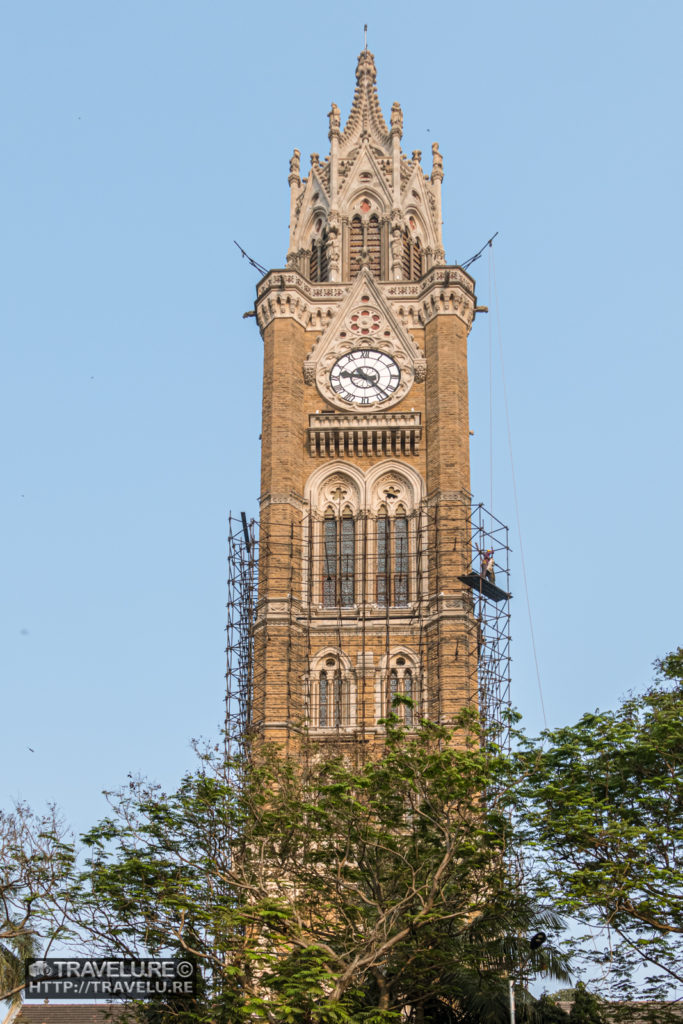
[
  {"left": 414, "top": 267, "right": 476, "bottom": 328},
  {"left": 425, "top": 489, "right": 473, "bottom": 506},
  {"left": 259, "top": 489, "right": 306, "bottom": 511},
  {"left": 255, "top": 265, "right": 477, "bottom": 333},
  {"left": 309, "top": 411, "right": 422, "bottom": 457}
]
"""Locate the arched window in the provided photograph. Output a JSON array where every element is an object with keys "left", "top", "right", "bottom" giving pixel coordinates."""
[
  {"left": 411, "top": 237, "right": 422, "bottom": 281},
  {"left": 367, "top": 215, "right": 381, "bottom": 277},
  {"left": 340, "top": 514, "right": 355, "bottom": 607},
  {"left": 385, "top": 657, "right": 419, "bottom": 725},
  {"left": 376, "top": 512, "right": 390, "bottom": 606},
  {"left": 349, "top": 216, "right": 363, "bottom": 279},
  {"left": 323, "top": 514, "right": 337, "bottom": 607},
  {"left": 333, "top": 671, "right": 344, "bottom": 726},
  {"left": 401, "top": 228, "right": 423, "bottom": 281},
  {"left": 323, "top": 510, "right": 355, "bottom": 608},
  {"left": 394, "top": 513, "right": 409, "bottom": 606},
  {"left": 310, "top": 230, "right": 329, "bottom": 282},
  {"left": 319, "top": 669, "right": 329, "bottom": 727},
  {"left": 404, "top": 669, "right": 414, "bottom": 727},
  {"left": 402, "top": 230, "right": 412, "bottom": 279},
  {"left": 312, "top": 657, "right": 351, "bottom": 728},
  {"left": 389, "top": 669, "right": 398, "bottom": 710},
  {"left": 376, "top": 511, "right": 410, "bottom": 606}
]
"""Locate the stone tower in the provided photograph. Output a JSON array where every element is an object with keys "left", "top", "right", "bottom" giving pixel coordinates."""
[{"left": 251, "top": 49, "right": 484, "bottom": 757}]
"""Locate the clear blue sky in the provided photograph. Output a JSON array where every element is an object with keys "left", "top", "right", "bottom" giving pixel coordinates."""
[{"left": 2, "top": 0, "right": 682, "bottom": 847}]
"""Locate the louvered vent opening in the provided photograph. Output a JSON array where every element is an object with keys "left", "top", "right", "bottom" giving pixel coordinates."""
[
  {"left": 310, "top": 242, "right": 320, "bottom": 282},
  {"left": 411, "top": 237, "right": 422, "bottom": 281},
  {"left": 320, "top": 231, "right": 329, "bottom": 281},
  {"left": 402, "top": 230, "right": 412, "bottom": 279},
  {"left": 309, "top": 231, "right": 329, "bottom": 283},
  {"left": 367, "top": 216, "right": 381, "bottom": 277},
  {"left": 401, "top": 229, "right": 423, "bottom": 281},
  {"left": 349, "top": 216, "right": 363, "bottom": 279}
]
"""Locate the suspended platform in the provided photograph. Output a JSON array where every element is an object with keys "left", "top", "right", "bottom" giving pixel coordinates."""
[{"left": 458, "top": 573, "right": 510, "bottom": 603}]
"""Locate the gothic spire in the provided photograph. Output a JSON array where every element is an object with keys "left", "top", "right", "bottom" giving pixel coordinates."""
[{"left": 339, "top": 50, "right": 392, "bottom": 153}]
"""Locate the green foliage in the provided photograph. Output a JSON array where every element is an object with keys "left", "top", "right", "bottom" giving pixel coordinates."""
[
  {"left": 74, "top": 715, "right": 568, "bottom": 1022},
  {"left": 522, "top": 648, "right": 683, "bottom": 1004},
  {"left": 534, "top": 993, "right": 570, "bottom": 1023},
  {"left": 568, "top": 983, "right": 604, "bottom": 1024},
  {"left": 0, "top": 803, "right": 75, "bottom": 1004}
]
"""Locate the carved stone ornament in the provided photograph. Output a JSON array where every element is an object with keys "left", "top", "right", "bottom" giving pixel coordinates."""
[
  {"left": 328, "top": 102, "right": 341, "bottom": 133},
  {"left": 303, "top": 361, "right": 317, "bottom": 385},
  {"left": 413, "top": 359, "right": 427, "bottom": 383},
  {"left": 431, "top": 141, "right": 443, "bottom": 177},
  {"left": 321, "top": 473, "right": 359, "bottom": 510}
]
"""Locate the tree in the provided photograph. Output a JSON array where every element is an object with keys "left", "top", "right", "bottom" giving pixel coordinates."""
[
  {"left": 567, "top": 983, "right": 604, "bottom": 1024},
  {"left": 534, "top": 993, "right": 570, "bottom": 1023},
  {"left": 75, "top": 712, "right": 569, "bottom": 1023},
  {"left": 0, "top": 803, "right": 75, "bottom": 1004},
  {"left": 523, "top": 649, "right": 683, "bottom": 1006}
]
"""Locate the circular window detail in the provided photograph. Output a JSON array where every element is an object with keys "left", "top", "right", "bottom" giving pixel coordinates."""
[{"left": 347, "top": 306, "right": 384, "bottom": 336}]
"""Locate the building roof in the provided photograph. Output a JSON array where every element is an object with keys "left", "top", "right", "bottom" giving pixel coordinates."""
[{"left": 7, "top": 1005, "right": 128, "bottom": 1024}]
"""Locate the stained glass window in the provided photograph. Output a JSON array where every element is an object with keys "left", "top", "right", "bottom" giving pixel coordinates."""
[
  {"left": 323, "top": 517, "right": 337, "bottom": 607},
  {"left": 377, "top": 515, "right": 390, "bottom": 605},
  {"left": 319, "top": 670, "right": 328, "bottom": 727},
  {"left": 340, "top": 516, "right": 355, "bottom": 607},
  {"left": 394, "top": 515, "right": 409, "bottom": 606}
]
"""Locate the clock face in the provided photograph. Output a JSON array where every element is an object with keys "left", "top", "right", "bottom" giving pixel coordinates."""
[{"left": 329, "top": 350, "right": 401, "bottom": 406}]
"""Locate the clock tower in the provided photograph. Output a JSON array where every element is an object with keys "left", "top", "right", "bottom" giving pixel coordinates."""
[{"left": 246, "top": 48, "right": 502, "bottom": 757}]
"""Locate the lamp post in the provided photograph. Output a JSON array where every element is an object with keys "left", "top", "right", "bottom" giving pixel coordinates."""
[{"left": 509, "top": 932, "right": 547, "bottom": 1024}]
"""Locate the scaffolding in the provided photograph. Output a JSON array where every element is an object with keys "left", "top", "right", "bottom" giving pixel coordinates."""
[
  {"left": 225, "top": 500, "right": 511, "bottom": 758},
  {"left": 458, "top": 503, "right": 512, "bottom": 750},
  {"left": 224, "top": 512, "right": 258, "bottom": 759}
]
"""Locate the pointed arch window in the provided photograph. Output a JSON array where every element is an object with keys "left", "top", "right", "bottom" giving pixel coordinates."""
[
  {"left": 389, "top": 669, "right": 398, "bottom": 709},
  {"left": 313, "top": 657, "right": 350, "bottom": 728},
  {"left": 310, "top": 230, "right": 329, "bottom": 282},
  {"left": 367, "top": 215, "right": 381, "bottom": 277},
  {"left": 385, "top": 658, "right": 419, "bottom": 725},
  {"left": 394, "top": 513, "right": 409, "bottom": 606},
  {"left": 340, "top": 514, "right": 355, "bottom": 607},
  {"left": 349, "top": 216, "right": 363, "bottom": 279},
  {"left": 376, "top": 511, "right": 410, "bottom": 607},
  {"left": 411, "top": 237, "right": 422, "bottom": 281},
  {"left": 323, "top": 511, "right": 355, "bottom": 608},
  {"left": 323, "top": 515, "right": 337, "bottom": 607},
  {"left": 404, "top": 669, "right": 414, "bottom": 727},
  {"left": 402, "top": 230, "right": 412, "bottom": 279},
  {"left": 376, "top": 512, "right": 390, "bottom": 606},
  {"left": 401, "top": 229, "right": 423, "bottom": 281},
  {"left": 319, "top": 669, "right": 329, "bottom": 727}
]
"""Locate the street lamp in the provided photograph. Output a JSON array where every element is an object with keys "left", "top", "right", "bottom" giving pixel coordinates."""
[{"left": 509, "top": 932, "right": 547, "bottom": 1024}]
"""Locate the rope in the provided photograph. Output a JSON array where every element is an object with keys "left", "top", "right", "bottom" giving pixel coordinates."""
[
  {"left": 488, "top": 244, "right": 548, "bottom": 731},
  {"left": 488, "top": 249, "right": 494, "bottom": 513}
]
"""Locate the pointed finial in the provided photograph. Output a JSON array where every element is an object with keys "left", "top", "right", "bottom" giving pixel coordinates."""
[{"left": 364, "top": 24, "right": 368, "bottom": 50}]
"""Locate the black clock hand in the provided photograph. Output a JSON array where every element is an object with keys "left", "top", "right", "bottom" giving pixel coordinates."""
[{"left": 342, "top": 367, "right": 379, "bottom": 384}]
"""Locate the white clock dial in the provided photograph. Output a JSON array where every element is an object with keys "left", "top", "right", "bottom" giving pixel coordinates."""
[{"left": 329, "top": 350, "right": 401, "bottom": 406}]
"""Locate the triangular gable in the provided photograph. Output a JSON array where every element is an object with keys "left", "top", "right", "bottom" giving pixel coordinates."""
[
  {"left": 336, "top": 142, "right": 393, "bottom": 213},
  {"left": 291, "top": 166, "right": 331, "bottom": 250},
  {"left": 304, "top": 269, "right": 426, "bottom": 410},
  {"left": 305, "top": 268, "right": 421, "bottom": 364}
]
